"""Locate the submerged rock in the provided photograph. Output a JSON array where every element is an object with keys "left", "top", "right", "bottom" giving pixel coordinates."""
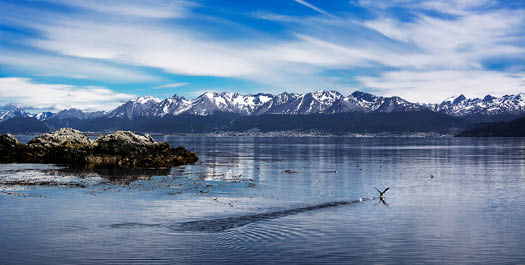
[{"left": 0, "top": 129, "right": 198, "bottom": 168}]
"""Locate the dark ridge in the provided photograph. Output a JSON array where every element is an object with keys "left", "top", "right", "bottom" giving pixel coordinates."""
[
  {"left": 73, "top": 111, "right": 241, "bottom": 133},
  {"left": 0, "top": 111, "right": 473, "bottom": 134},
  {"left": 458, "top": 113, "right": 525, "bottom": 123},
  {"left": 456, "top": 116, "right": 525, "bottom": 137},
  {"left": 0, "top": 117, "right": 50, "bottom": 134},
  {"left": 230, "top": 111, "right": 470, "bottom": 134}
]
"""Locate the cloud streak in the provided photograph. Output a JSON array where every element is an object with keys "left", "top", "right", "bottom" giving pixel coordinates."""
[
  {"left": 49, "top": 0, "right": 192, "bottom": 18},
  {"left": 153, "top": 83, "right": 189, "bottom": 89},
  {"left": 0, "top": 78, "right": 135, "bottom": 111},
  {"left": 294, "top": 0, "right": 334, "bottom": 17},
  {"left": 358, "top": 70, "right": 525, "bottom": 102},
  {"left": 0, "top": 50, "right": 158, "bottom": 82}
]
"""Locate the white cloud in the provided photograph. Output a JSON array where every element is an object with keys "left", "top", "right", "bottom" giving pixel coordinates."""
[
  {"left": 0, "top": 0, "right": 522, "bottom": 103},
  {"left": 357, "top": 70, "right": 525, "bottom": 102},
  {"left": 355, "top": 0, "right": 495, "bottom": 14},
  {"left": 0, "top": 77, "right": 135, "bottom": 111},
  {"left": 0, "top": 50, "right": 158, "bottom": 82},
  {"left": 50, "top": 0, "right": 191, "bottom": 18},
  {"left": 362, "top": 10, "right": 524, "bottom": 58},
  {"left": 32, "top": 21, "right": 267, "bottom": 78},
  {"left": 29, "top": 10, "right": 522, "bottom": 99},
  {"left": 153, "top": 83, "right": 189, "bottom": 89}
]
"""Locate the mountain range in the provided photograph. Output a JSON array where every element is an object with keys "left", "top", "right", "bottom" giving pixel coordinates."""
[
  {"left": 104, "top": 91, "right": 431, "bottom": 118},
  {"left": 1, "top": 90, "right": 524, "bottom": 134}
]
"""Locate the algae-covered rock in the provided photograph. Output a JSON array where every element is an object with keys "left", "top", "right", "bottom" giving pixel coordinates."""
[
  {"left": 25, "top": 128, "right": 93, "bottom": 164},
  {"left": 27, "top": 128, "right": 92, "bottom": 149},
  {"left": 0, "top": 129, "right": 198, "bottom": 168},
  {"left": 89, "top": 131, "right": 198, "bottom": 168}
]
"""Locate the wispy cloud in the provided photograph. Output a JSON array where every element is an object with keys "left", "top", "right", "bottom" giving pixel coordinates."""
[
  {"left": 49, "top": 0, "right": 192, "bottom": 18},
  {"left": 358, "top": 70, "right": 525, "bottom": 102},
  {"left": 23, "top": 5, "right": 525, "bottom": 101},
  {"left": 354, "top": 0, "right": 496, "bottom": 14},
  {"left": 0, "top": 50, "right": 158, "bottom": 82},
  {"left": 153, "top": 83, "right": 189, "bottom": 89},
  {"left": 0, "top": 78, "right": 135, "bottom": 111},
  {"left": 0, "top": 0, "right": 523, "bottom": 104},
  {"left": 294, "top": 0, "right": 334, "bottom": 17}
]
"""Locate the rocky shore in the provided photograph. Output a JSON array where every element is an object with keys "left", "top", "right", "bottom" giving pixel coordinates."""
[{"left": 0, "top": 128, "right": 198, "bottom": 168}]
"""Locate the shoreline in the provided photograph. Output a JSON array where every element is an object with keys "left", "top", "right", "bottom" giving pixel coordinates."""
[{"left": 11, "top": 131, "right": 456, "bottom": 138}]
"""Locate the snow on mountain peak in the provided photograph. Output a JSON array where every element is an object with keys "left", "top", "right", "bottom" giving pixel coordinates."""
[
  {"left": 135, "top": 96, "right": 162, "bottom": 104},
  {"left": 312, "top": 90, "right": 343, "bottom": 102},
  {"left": 432, "top": 93, "right": 525, "bottom": 117},
  {"left": 0, "top": 107, "right": 29, "bottom": 122},
  {"left": 4, "top": 90, "right": 521, "bottom": 122}
]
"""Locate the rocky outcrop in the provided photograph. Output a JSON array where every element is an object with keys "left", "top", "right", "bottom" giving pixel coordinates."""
[
  {"left": 0, "top": 134, "right": 26, "bottom": 163},
  {"left": 25, "top": 128, "right": 93, "bottom": 164},
  {"left": 88, "top": 131, "right": 198, "bottom": 168},
  {"left": 0, "top": 129, "right": 198, "bottom": 168}
]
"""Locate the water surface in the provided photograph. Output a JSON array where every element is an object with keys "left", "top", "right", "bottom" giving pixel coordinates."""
[{"left": 1, "top": 137, "right": 524, "bottom": 264}]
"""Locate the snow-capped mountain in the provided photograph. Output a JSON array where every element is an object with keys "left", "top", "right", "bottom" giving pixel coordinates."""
[
  {"left": 28, "top": 109, "right": 105, "bottom": 121},
  {"left": 430, "top": 93, "right": 525, "bottom": 117},
  {"left": 148, "top": 95, "right": 192, "bottom": 117},
  {"left": 31, "top": 112, "right": 54, "bottom": 121},
  {"left": 186, "top": 92, "right": 273, "bottom": 115},
  {"left": 107, "top": 96, "right": 164, "bottom": 119},
  {"left": 342, "top": 91, "right": 425, "bottom": 113},
  {"left": 107, "top": 92, "right": 274, "bottom": 118},
  {"left": 256, "top": 91, "right": 426, "bottom": 115},
  {"left": 0, "top": 107, "right": 29, "bottom": 122},
  {"left": 256, "top": 91, "right": 342, "bottom": 115},
  {"left": 1, "top": 91, "right": 523, "bottom": 125},
  {"left": 45, "top": 109, "right": 105, "bottom": 120},
  {"left": 105, "top": 90, "right": 525, "bottom": 119}
]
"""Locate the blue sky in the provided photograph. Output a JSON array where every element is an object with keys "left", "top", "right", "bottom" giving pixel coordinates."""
[{"left": 0, "top": 0, "right": 523, "bottom": 111}]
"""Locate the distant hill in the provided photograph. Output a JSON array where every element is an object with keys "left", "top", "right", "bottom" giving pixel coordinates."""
[
  {"left": 64, "top": 110, "right": 467, "bottom": 134},
  {"left": 0, "top": 110, "right": 471, "bottom": 134},
  {"left": 230, "top": 111, "right": 469, "bottom": 133},
  {"left": 0, "top": 117, "right": 50, "bottom": 134},
  {"left": 456, "top": 117, "right": 525, "bottom": 137}
]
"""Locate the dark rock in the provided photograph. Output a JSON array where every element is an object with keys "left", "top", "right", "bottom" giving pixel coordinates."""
[
  {"left": 0, "top": 134, "right": 26, "bottom": 162},
  {"left": 28, "top": 128, "right": 92, "bottom": 148},
  {"left": 89, "top": 131, "right": 198, "bottom": 168},
  {"left": 26, "top": 128, "right": 93, "bottom": 164},
  {"left": 0, "top": 129, "right": 198, "bottom": 168}
]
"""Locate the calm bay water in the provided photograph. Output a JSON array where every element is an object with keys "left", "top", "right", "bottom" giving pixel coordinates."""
[{"left": 1, "top": 136, "right": 524, "bottom": 264}]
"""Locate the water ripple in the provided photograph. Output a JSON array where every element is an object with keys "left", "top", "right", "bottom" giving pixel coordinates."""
[{"left": 175, "top": 198, "right": 373, "bottom": 232}]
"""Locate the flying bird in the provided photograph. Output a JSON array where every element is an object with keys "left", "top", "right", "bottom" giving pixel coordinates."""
[{"left": 375, "top": 187, "right": 390, "bottom": 198}]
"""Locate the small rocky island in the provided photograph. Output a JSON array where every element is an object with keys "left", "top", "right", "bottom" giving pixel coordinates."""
[{"left": 0, "top": 128, "right": 198, "bottom": 168}]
